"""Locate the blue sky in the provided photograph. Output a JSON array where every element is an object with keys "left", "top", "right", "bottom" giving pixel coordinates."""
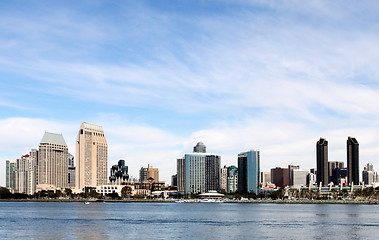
[{"left": 1, "top": 0, "right": 379, "bottom": 186}]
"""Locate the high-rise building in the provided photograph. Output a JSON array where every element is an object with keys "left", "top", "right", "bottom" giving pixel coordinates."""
[
  {"left": 292, "top": 169, "right": 308, "bottom": 187},
  {"left": 271, "top": 167, "right": 289, "bottom": 188},
  {"left": 238, "top": 150, "right": 260, "bottom": 194},
  {"left": 171, "top": 174, "right": 177, "bottom": 187},
  {"left": 316, "top": 137, "right": 328, "bottom": 186},
  {"left": 328, "top": 161, "right": 344, "bottom": 183},
  {"left": 227, "top": 165, "right": 238, "bottom": 193},
  {"left": 38, "top": 132, "right": 68, "bottom": 189},
  {"left": 362, "top": 163, "right": 375, "bottom": 185},
  {"left": 260, "top": 171, "right": 271, "bottom": 187},
  {"left": 76, "top": 122, "right": 108, "bottom": 190},
  {"left": 109, "top": 160, "right": 129, "bottom": 185},
  {"left": 288, "top": 164, "right": 300, "bottom": 186},
  {"left": 177, "top": 142, "right": 221, "bottom": 194},
  {"left": 332, "top": 168, "right": 348, "bottom": 185},
  {"left": 347, "top": 136, "right": 359, "bottom": 185},
  {"left": 6, "top": 160, "right": 16, "bottom": 191},
  {"left": 14, "top": 154, "right": 36, "bottom": 195},
  {"left": 220, "top": 165, "right": 228, "bottom": 192},
  {"left": 68, "top": 153, "right": 76, "bottom": 188},
  {"left": 139, "top": 165, "right": 159, "bottom": 182}
]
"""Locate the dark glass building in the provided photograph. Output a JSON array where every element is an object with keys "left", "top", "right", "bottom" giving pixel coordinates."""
[
  {"left": 347, "top": 136, "right": 359, "bottom": 185},
  {"left": 316, "top": 138, "right": 328, "bottom": 186},
  {"left": 270, "top": 167, "right": 289, "bottom": 188},
  {"left": 109, "top": 159, "right": 129, "bottom": 185}
]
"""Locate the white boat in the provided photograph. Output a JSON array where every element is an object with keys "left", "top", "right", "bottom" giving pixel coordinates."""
[{"left": 84, "top": 201, "right": 90, "bottom": 205}]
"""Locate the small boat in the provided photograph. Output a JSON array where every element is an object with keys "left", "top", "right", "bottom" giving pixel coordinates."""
[{"left": 84, "top": 201, "right": 90, "bottom": 205}]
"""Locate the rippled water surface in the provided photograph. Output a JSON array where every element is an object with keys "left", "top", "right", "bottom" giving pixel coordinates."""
[{"left": 1, "top": 202, "right": 379, "bottom": 239}]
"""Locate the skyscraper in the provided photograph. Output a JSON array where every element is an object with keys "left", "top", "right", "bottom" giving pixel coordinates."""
[
  {"left": 177, "top": 142, "right": 221, "bottom": 194},
  {"left": 76, "top": 122, "right": 108, "bottom": 190},
  {"left": 316, "top": 137, "right": 328, "bottom": 186},
  {"left": 109, "top": 160, "right": 129, "bottom": 185},
  {"left": 68, "top": 153, "right": 76, "bottom": 188},
  {"left": 38, "top": 132, "right": 68, "bottom": 189},
  {"left": 271, "top": 167, "right": 289, "bottom": 188},
  {"left": 227, "top": 165, "right": 238, "bottom": 193},
  {"left": 15, "top": 154, "right": 36, "bottom": 195},
  {"left": 6, "top": 160, "right": 16, "bottom": 191},
  {"left": 347, "top": 136, "right": 359, "bottom": 185},
  {"left": 238, "top": 150, "right": 260, "bottom": 194}
]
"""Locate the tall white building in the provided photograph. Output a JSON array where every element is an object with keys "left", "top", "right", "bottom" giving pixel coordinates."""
[
  {"left": 292, "top": 169, "right": 308, "bottom": 187},
  {"left": 38, "top": 132, "right": 68, "bottom": 189},
  {"left": 177, "top": 142, "right": 221, "bottom": 194},
  {"left": 15, "top": 154, "right": 36, "bottom": 195},
  {"left": 76, "top": 122, "right": 108, "bottom": 190}
]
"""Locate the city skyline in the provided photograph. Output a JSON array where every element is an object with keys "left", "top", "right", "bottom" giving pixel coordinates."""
[{"left": 2, "top": 1, "right": 379, "bottom": 186}]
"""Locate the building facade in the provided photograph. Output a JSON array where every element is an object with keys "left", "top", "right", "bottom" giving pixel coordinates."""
[
  {"left": 38, "top": 132, "right": 68, "bottom": 189},
  {"left": 177, "top": 142, "right": 221, "bottom": 194},
  {"left": 238, "top": 150, "right": 260, "bottom": 194},
  {"left": 109, "top": 160, "right": 129, "bottom": 185},
  {"left": 271, "top": 167, "right": 289, "bottom": 188},
  {"left": 76, "top": 122, "right": 108, "bottom": 190},
  {"left": 15, "top": 154, "right": 36, "bottom": 195},
  {"left": 292, "top": 169, "right": 308, "bottom": 187},
  {"left": 328, "top": 161, "right": 344, "bottom": 183},
  {"left": 347, "top": 136, "right": 359, "bottom": 185},
  {"left": 220, "top": 165, "right": 228, "bottom": 192},
  {"left": 227, "top": 165, "right": 238, "bottom": 193},
  {"left": 288, "top": 164, "right": 300, "bottom": 186},
  {"left": 6, "top": 160, "right": 16, "bottom": 191},
  {"left": 68, "top": 153, "right": 76, "bottom": 188},
  {"left": 316, "top": 137, "right": 329, "bottom": 186},
  {"left": 139, "top": 165, "right": 159, "bottom": 182},
  {"left": 362, "top": 163, "right": 375, "bottom": 185}
]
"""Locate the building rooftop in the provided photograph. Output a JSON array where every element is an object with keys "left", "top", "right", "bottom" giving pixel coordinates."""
[
  {"left": 40, "top": 132, "right": 67, "bottom": 146},
  {"left": 82, "top": 122, "right": 104, "bottom": 132}
]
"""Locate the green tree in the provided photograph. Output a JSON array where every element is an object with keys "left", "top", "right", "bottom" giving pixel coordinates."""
[{"left": 121, "top": 186, "right": 132, "bottom": 199}]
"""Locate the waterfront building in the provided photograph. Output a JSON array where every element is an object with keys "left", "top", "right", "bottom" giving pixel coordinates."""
[
  {"left": 6, "top": 160, "right": 16, "bottom": 191},
  {"left": 238, "top": 150, "right": 260, "bottom": 194},
  {"left": 362, "top": 163, "right": 375, "bottom": 185},
  {"left": 76, "top": 122, "right": 108, "bottom": 190},
  {"left": 177, "top": 142, "right": 221, "bottom": 194},
  {"left": 38, "top": 132, "right": 68, "bottom": 189},
  {"left": 332, "top": 168, "right": 348, "bottom": 185},
  {"left": 307, "top": 172, "right": 316, "bottom": 186},
  {"left": 288, "top": 164, "right": 300, "bottom": 186},
  {"left": 260, "top": 172, "right": 271, "bottom": 187},
  {"left": 139, "top": 165, "right": 159, "bottom": 182},
  {"left": 316, "top": 137, "right": 329, "bottom": 186},
  {"left": 227, "top": 165, "right": 238, "bottom": 193},
  {"left": 292, "top": 169, "right": 308, "bottom": 187},
  {"left": 14, "top": 154, "right": 36, "bottom": 195},
  {"left": 109, "top": 160, "right": 129, "bottom": 185},
  {"left": 68, "top": 153, "right": 76, "bottom": 188},
  {"left": 347, "top": 136, "right": 359, "bottom": 185},
  {"left": 220, "top": 165, "right": 228, "bottom": 192},
  {"left": 328, "top": 161, "right": 344, "bottom": 182},
  {"left": 177, "top": 157, "right": 185, "bottom": 192},
  {"left": 171, "top": 174, "right": 177, "bottom": 187},
  {"left": 271, "top": 167, "right": 289, "bottom": 188}
]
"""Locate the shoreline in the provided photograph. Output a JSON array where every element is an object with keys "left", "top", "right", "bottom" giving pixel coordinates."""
[{"left": 1, "top": 199, "right": 379, "bottom": 204}]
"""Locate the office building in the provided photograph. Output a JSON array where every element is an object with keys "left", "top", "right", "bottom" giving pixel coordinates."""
[
  {"left": 227, "top": 165, "right": 238, "bottom": 193},
  {"left": 139, "top": 165, "right": 159, "bottom": 182},
  {"left": 238, "top": 150, "right": 260, "bottom": 194},
  {"left": 271, "top": 167, "right": 289, "bottom": 188},
  {"left": 14, "top": 154, "right": 36, "bottom": 195},
  {"left": 38, "top": 132, "right": 68, "bottom": 189},
  {"left": 292, "top": 169, "right": 308, "bottom": 187},
  {"left": 362, "top": 163, "right": 375, "bottom": 185},
  {"left": 76, "top": 122, "right": 108, "bottom": 190},
  {"left": 171, "top": 174, "right": 177, "bottom": 187},
  {"left": 68, "top": 153, "right": 76, "bottom": 188},
  {"left": 328, "top": 161, "right": 344, "bottom": 183},
  {"left": 6, "top": 160, "right": 17, "bottom": 191},
  {"left": 347, "top": 136, "right": 359, "bottom": 185},
  {"left": 288, "top": 164, "right": 300, "bottom": 186},
  {"left": 109, "top": 160, "right": 129, "bottom": 185},
  {"left": 332, "top": 168, "right": 348, "bottom": 185},
  {"left": 177, "top": 142, "right": 221, "bottom": 194},
  {"left": 260, "top": 172, "right": 271, "bottom": 187},
  {"left": 316, "top": 137, "right": 328, "bottom": 186},
  {"left": 220, "top": 165, "right": 228, "bottom": 192}
]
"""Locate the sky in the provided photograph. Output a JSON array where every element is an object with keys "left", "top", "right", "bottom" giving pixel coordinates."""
[{"left": 1, "top": 0, "right": 379, "bottom": 186}]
